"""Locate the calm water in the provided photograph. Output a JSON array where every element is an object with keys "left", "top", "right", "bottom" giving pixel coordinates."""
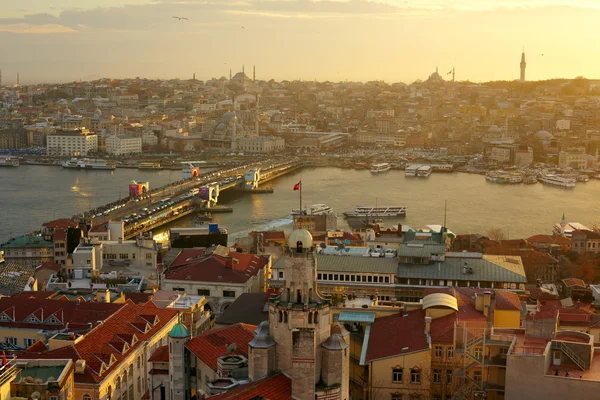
[{"left": 1, "top": 166, "right": 599, "bottom": 243}]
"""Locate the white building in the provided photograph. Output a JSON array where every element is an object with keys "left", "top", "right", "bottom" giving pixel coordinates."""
[
  {"left": 558, "top": 148, "right": 588, "bottom": 169},
  {"left": 142, "top": 131, "right": 158, "bottom": 146},
  {"left": 106, "top": 134, "right": 143, "bottom": 155},
  {"left": 47, "top": 129, "right": 98, "bottom": 156},
  {"left": 236, "top": 136, "right": 285, "bottom": 153}
]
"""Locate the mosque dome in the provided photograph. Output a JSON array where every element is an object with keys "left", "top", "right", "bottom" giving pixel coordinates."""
[
  {"left": 169, "top": 323, "right": 190, "bottom": 339},
  {"left": 488, "top": 125, "right": 501, "bottom": 133},
  {"left": 249, "top": 321, "right": 276, "bottom": 348},
  {"left": 535, "top": 130, "right": 553, "bottom": 140},
  {"left": 288, "top": 228, "right": 313, "bottom": 249},
  {"left": 220, "top": 111, "right": 236, "bottom": 123}
]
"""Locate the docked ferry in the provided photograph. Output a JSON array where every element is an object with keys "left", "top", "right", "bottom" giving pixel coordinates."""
[
  {"left": 291, "top": 204, "right": 333, "bottom": 216},
  {"left": 370, "top": 163, "right": 391, "bottom": 173},
  {"left": 405, "top": 164, "right": 419, "bottom": 176},
  {"left": 0, "top": 156, "right": 19, "bottom": 167},
  {"left": 417, "top": 165, "right": 432, "bottom": 177},
  {"left": 343, "top": 206, "right": 407, "bottom": 218},
  {"left": 538, "top": 174, "right": 576, "bottom": 188},
  {"left": 138, "top": 162, "right": 161, "bottom": 170},
  {"left": 62, "top": 158, "right": 115, "bottom": 170}
]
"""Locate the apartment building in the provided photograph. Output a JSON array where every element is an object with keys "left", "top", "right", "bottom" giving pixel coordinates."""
[
  {"left": 47, "top": 129, "right": 98, "bottom": 156},
  {"left": 105, "top": 134, "right": 142, "bottom": 155}
]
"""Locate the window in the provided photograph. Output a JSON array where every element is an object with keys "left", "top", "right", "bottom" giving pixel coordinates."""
[
  {"left": 334, "top": 274, "right": 339, "bottom": 281},
  {"left": 329, "top": 274, "right": 333, "bottom": 280},
  {"left": 119, "top": 253, "right": 129, "bottom": 259},
  {"left": 473, "top": 371, "right": 482, "bottom": 382},
  {"left": 392, "top": 368, "right": 403, "bottom": 383},
  {"left": 351, "top": 275, "right": 355, "bottom": 282},
  {"left": 434, "top": 346, "right": 443, "bottom": 359},
  {"left": 410, "top": 368, "right": 420, "bottom": 384},
  {"left": 385, "top": 276, "right": 390, "bottom": 283},
  {"left": 446, "top": 347, "right": 454, "bottom": 360},
  {"left": 362, "top": 276, "right": 367, "bottom": 282},
  {"left": 345, "top": 274, "right": 350, "bottom": 281},
  {"left": 23, "top": 338, "right": 35, "bottom": 348},
  {"left": 280, "top": 271, "right": 285, "bottom": 279},
  {"left": 446, "top": 370, "right": 453, "bottom": 384},
  {"left": 474, "top": 347, "right": 483, "bottom": 360},
  {"left": 83, "top": 395, "right": 92, "bottom": 400},
  {"left": 223, "top": 290, "right": 236, "bottom": 298},
  {"left": 392, "top": 394, "right": 402, "bottom": 400},
  {"left": 499, "top": 347, "right": 509, "bottom": 355},
  {"left": 106, "top": 254, "right": 117, "bottom": 260},
  {"left": 433, "top": 369, "right": 441, "bottom": 384},
  {"left": 197, "top": 289, "right": 210, "bottom": 296},
  {"left": 6, "top": 337, "right": 17, "bottom": 346},
  {"left": 368, "top": 276, "right": 372, "bottom": 283},
  {"left": 146, "top": 253, "right": 152, "bottom": 259}
]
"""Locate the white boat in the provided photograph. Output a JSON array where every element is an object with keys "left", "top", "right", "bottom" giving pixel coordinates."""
[
  {"left": 405, "top": 165, "right": 419, "bottom": 176},
  {"left": 577, "top": 175, "right": 590, "bottom": 182},
  {"left": 538, "top": 174, "right": 576, "bottom": 188},
  {"left": 291, "top": 204, "right": 333, "bottom": 216},
  {"left": 343, "top": 206, "right": 407, "bottom": 218},
  {"left": 182, "top": 162, "right": 201, "bottom": 179},
  {"left": 138, "top": 162, "right": 161, "bottom": 169},
  {"left": 417, "top": 165, "right": 432, "bottom": 177},
  {"left": 0, "top": 156, "right": 19, "bottom": 167},
  {"left": 370, "top": 163, "right": 391, "bottom": 173},
  {"left": 508, "top": 175, "right": 522, "bottom": 184},
  {"left": 62, "top": 158, "right": 115, "bottom": 170}
]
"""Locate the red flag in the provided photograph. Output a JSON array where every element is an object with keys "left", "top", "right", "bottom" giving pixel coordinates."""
[
  {"left": 1, "top": 351, "right": 6, "bottom": 367},
  {"left": 293, "top": 182, "right": 301, "bottom": 191}
]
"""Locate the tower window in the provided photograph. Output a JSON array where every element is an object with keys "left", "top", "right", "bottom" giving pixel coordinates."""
[
  {"left": 279, "top": 311, "right": 282, "bottom": 322},
  {"left": 297, "top": 289, "right": 302, "bottom": 303},
  {"left": 308, "top": 312, "right": 312, "bottom": 324}
]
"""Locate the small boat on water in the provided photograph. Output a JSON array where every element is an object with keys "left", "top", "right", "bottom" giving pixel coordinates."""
[
  {"left": 291, "top": 204, "right": 333, "bottom": 216},
  {"left": 138, "top": 162, "right": 161, "bottom": 170},
  {"left": 0, "top": 156, "right": 19, "bottom": 167},
  {"left": 538, "top": 174, "right": 576, "bottom": 188},
  {"left": 417, "top": 165, "right": 432, "bottom": 177},
  {"left": 370, "top": 163, "right": 391, "bottom": 173},
  {"left": 577, "top": 175, "right": 590, "bottom": 182},
  {"left": 62, "top": 158, "right": 115, "bottom": 170},
  {"left": 343, "top": 206, "right": 407, "bottom": 218}
]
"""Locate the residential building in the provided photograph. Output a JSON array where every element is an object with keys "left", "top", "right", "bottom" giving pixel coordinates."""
[
  {"left": 47, "top": 129, "right": 98, "bottom": 156},
  {"left": 0, "top": 128, "right": 32, "bottom": 149},
  {"left": 0, "top": 235, "right": 54, "bottom": 266},
  {"left": 558, "top": 147, "right": 588, "bottom": 169},
  {"left": 146, "top": 290, "right": 212, "bottom": 336},
  {"left": 571, "top": 230, "right": 600, "bottom": 254},
  {"left": 9, "top": 358, "right": 75, "bottom": 400},
  {"left": 514, "top": 145, "right": 534, "bottom": 166},
  {"left": 105, "top": 134, "right": 142, "bottom": 155}
]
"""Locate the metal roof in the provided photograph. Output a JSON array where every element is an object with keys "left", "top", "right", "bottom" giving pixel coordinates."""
[
  {"left": 422, "top": 293, "right": 458, "bottom": 311},
  {"left": 317, "top": 255, "right": 398, "bottom": 274},
  {"left": 397, "top": 256, "right": 526, "bottom": 283},
  {"left": 397, "top": 243, "right": 446, "bottom": 258},
  {"left": 338, "top": 311, "right": 376, "bottom": 324}
]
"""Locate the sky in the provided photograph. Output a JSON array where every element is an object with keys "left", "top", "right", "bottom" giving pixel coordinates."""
[{"left": 1, "top": 0, "right": 599, "bottom": 85}]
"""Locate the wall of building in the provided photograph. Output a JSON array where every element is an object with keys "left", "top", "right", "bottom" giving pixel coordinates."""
[
  {"left": 493, "top": 310, "right": 520, "bottom": 329},
  {"left": 368, "top": 350, "right": 431, "bottom": 400}
]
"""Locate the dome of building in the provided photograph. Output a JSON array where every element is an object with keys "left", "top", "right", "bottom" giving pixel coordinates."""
[
  {"left": 169, "top": 323, "right": 190, "bottom": 339},
  {"left": 535, "top": 130, "right": 553, "bottom": 140},
  {"left": 220, "top": 111, "right": 236, "bottom": 122},
  {"left": 488, "top": 125, "right": 501, "bottom": 133},
  {"left": 249, "top": 321, "right": 276, "bottom": 348},
  {"left": 288, "top": 228, "right": 313, "bottom": 249},
  {"left": 321, "top": 334, "right": 349, "bottom": 351}
]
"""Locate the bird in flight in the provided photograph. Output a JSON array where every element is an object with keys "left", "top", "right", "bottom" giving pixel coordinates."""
[
  {"left": 242, "top": 26, "right": 245, "bottom": 29},
  {"left": 173, "top": 16, "right": 188, "bottom": 20}
]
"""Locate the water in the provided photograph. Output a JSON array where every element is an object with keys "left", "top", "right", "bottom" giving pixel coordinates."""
[{"left": 1, "top": 166, "right": 600, "bottom": 244}]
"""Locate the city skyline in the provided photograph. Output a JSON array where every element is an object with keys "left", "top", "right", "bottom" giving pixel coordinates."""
[{"left": 1, "top": 0, "right": 600, "bottom": 84}]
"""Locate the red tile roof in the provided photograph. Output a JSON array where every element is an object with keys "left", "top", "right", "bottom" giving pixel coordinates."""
[
  {"left": 19, "top": 302, "right": 178, "bottom": 384},
  {"left": 495, "top": 290, "right": 523, "bottom": 311},
  {"left": 169, "top": 249, "right": 208, "bottom": 270},
  {"left": 149, "top": 345, "right": 169, "bottom": 362},
  {"left": 185, "top": 323, "right": 255, "bottom": 371},
  {"left": 11, "top": 291, "right": 59, "bottom": 300},
  {"left": 527, "top": 235, "right": 556, "bottom": 244},
  {"left": 365, "top": 310, "right": 429, "bottom": 363},
  {"left": 123, "top": 292, "right": 155, "bottom": 305},
  {"left": 43, "top": 219, "right": 78, "bottom": 229},
  {"left": 36, "top": 262, "right": 62, "bottom": 272},
  {"left": 211, "top": 372, "right": 292, "bottom": 400},
  {"left": 563, "top": 278, "right": 586, "bottom": 288},
  {"left": 53, "top": 229, "right": 67, "bottom": 241},
  {"left": 90, "top": 223, "right": 109, "bottom": 233}
]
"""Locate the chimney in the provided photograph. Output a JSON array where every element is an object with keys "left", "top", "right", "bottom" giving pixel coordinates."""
[
  {"left": 425, "top": 316, "right": 432, "bottom": 334},
  {"left": 397, "top": 224, "right": 403, "bottom": 236},
  {"left": 483, "top": 291, "right": 492, "bottom": 318}
]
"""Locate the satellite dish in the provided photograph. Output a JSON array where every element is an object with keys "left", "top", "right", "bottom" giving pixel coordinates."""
[
  {"left": 319, "top": 242, "right": 327, "bottom": 249},
  {"left": 31, "top": 392, "right": 41, "bottom": 399},
  {"left": 226, "top": 343, "right": 237, "bottom": 354}
]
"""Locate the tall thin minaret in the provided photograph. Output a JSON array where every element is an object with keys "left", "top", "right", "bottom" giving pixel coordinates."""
[
  {"left": 242, "top": 64, "right": 245, "bottom": 74},
  {"left": 253, "top": 65, "right": 255, "bottom": 82},
  {"left": 520, "top": 50, "right": 526, "bottom": 82},
  {"left": 16, "top": 72, "right": 20, "bottom": 86},
  {"left": 229, "top": 68, "right": 232, "bottom": 80}
]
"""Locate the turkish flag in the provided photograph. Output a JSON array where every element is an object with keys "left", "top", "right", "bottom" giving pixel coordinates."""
[{"left": 293, "top": 182, "right": 301, "bottom": 191}]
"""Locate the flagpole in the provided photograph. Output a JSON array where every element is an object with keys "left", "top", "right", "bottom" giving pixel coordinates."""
[{"left": 299, "top": 180, "right": 302, "bottom": 214}]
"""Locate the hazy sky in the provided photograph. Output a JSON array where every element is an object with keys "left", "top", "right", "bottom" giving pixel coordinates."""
[{"left": 1, "top": 0, "right": 599, "bottom": 84}]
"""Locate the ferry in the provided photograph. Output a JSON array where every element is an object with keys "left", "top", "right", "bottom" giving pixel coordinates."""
[
  {"left": 138, "top": 162, "right": 161, "bottom": 170},
  {"left": 431, "top": 164, "right": 454, "bottom": 172},
  {"left": 291, "top": 204, "right": 333, "bottom": 216},
  {"left": 0, "top": 156, "right": 19, "bottom": 167},
  {"left": 62, "top": 158, "right": 115, "bottom": 170},
  {"left": 577, "top": 175, "right": 590, "bottom": 183},
  {"left": 370, "top": 163, "right": 391, "bottom": 173},
  {"left": 182, "top": 162, "right": 201, "bottom": 179},
  {"left": 417, "top": 165, "right": 432, "bottom": 177},
  {"left": 343, "top": 206, "right": 407, "bottom": 218},
  {"left": 538, "top": 174, "right": 576, "bottom": 188},
  {"left": 405, "top": 165, "right": 419, "bottom": 177}
]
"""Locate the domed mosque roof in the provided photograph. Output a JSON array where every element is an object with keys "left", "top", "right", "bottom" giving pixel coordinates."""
[
  {"left": 288, "top": 228, "right": 313, "bottom": 249},
  {"left": 220, "top": 111, "right": 236, "bottom": 123},
  {"left": 249, "top": 321, "right": 276, "bottom": 348},
  {"left": 169, "top": 323, "right": 190, "bottom": 339},
  {"left": 535, "top": 130, "right": 553, "bottom": 140}
]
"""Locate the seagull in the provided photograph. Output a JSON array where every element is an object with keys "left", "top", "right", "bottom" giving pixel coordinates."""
[
  {"left": 241, "top": 26, "right": 245, "bottom": 29},
  {"left": 173, "top": 16, "right": 188, "bottom": 20},
  {"left": 540, "top": 53, "right": 544, "bottom": 56}
]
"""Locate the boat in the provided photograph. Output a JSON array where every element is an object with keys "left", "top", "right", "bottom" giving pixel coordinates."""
[
  {"left": 431, "top": 164, "right": 454, "bottom": 172},
  {"left": 61, "top": 158, "right": 115, "bottom": 170},
  {"left": 538, "top": 174, "right": 576, "bottom": 188},
  {"left": 524, "top": 176, "right": 538, "bottom": 184},
  {"left": 138, "top": 162, "right": 161, "bottom": 170},
  {"left": 343, "top": 206, "right": 407, "bottom": 218},
  {"left": 417, "top": 165, "right": 432, "bottom": 177},
  {"left": 370, "top": 163, "right": 391, "bottom": 173},
  {"left": 577, "top": 175, "right": 590, "bottom": 182},
  {"left": 0, "top": 156, "right": 19, "bottom": 167},
  {"left": 291, "top": 204, "right": 333, "bottom": 216},
  {"left": 405, "top": 165, "right": 419, "bottom": 177},
  {"left": 182, "top": 162, "right": 201, "bottom": 179},
  {"left": 508, "top": 175, "right": 522, "bottom": 184}
]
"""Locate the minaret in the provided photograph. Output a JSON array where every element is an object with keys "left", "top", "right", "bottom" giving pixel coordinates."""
[
  {"left": 253, "top": 65, "right": 256, "bottom": 82},
  {"left": 229, "top": 68, "right": 232, "bottom": 80},
  {"left": 520, "top": 50, "right": 526, "bottom": 82},
  {"left": 242, "top": 64, "right": 245, "bottom": 75},
  {"left": 560, "top": 213, "right": 566, "bottom": 235},
  {"left": 193, "top": 72, "right": 195, "bottom": 80},
  {"left": 16, "top": 72, "right": 19, "bottom": 86}
]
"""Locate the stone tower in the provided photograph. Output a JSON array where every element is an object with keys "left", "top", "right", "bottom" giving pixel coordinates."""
[
  {"left": 168, "top": 323, "right": 190, "bottom": 399},
  {"left": 247, "top": 228, "right": 349, "bottom": 400},
  {"left": 520, "top": 50, "right": 526, "bottom": 82}
]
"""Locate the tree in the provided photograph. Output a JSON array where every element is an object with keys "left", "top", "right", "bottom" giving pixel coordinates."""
[{"left": 485, "top": 227, "right": 506, "bottom": 241}]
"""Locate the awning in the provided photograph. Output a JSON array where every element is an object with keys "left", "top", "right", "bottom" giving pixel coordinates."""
[{"left": 338, "top": 311, "right": 376, "bottom": 324}]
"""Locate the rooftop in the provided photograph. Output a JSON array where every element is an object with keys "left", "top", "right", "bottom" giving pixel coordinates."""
[
  {"left": 210, "top": 371, "right": 292, "bottom": 400},
  {"left": 1, "top": 235, "right": 53, "bottom": 249},
  {"left": 215, "top": 293, "right": 268, "bottom": 326}
]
